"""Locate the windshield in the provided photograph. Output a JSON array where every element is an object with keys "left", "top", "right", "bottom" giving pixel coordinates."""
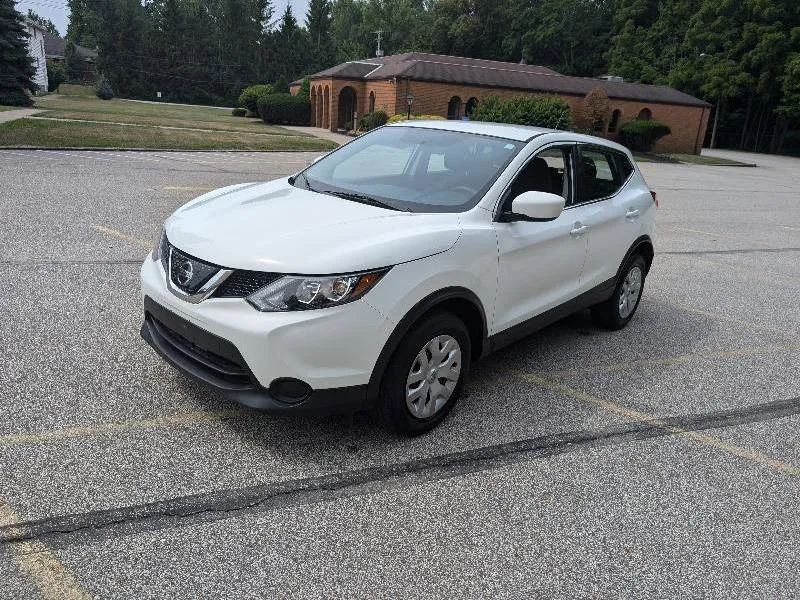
[{"left": 294, "top": 126, "right": 524, "bottom": 213}]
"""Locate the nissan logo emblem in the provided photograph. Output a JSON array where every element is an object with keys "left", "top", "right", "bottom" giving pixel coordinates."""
[{"left": 174, "top": 256, "right": 194, "bottom": 287}]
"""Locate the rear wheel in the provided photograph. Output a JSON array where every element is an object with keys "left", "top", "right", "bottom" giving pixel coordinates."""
[
  {"left": 591, "top": 254, "right": 646, "bottom": 330},
  {"left": 379, "top": 311, "right": 471, "bottom": 436}
]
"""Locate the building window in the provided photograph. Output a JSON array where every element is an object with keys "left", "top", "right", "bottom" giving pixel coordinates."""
[
  {"left": 637, "top": 108, "right": 652, "bottom": 121},
  {"left": 369, "top": 91, "right": 375, "bottom": 113},
  {"left": 465, "top": 97, "right": 478, "bottom": 118},
  {"left": 608, "top": 109, "right": 621, "bottom": 133},
  {"left": 447, "top": 96, "right": 462, "bottom": 120}
]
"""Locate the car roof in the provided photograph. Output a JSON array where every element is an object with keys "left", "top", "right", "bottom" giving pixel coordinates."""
[
  {"left": 386, "top": 119, "right": 554, "bottom": 141},
  {"left": 385, "top": 120, "right": 631, "bottom": 154}
]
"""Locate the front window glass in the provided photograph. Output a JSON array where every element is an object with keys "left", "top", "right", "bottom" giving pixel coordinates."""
[{"left": 296, "top": 126, "right": 523, "bottom": 213}]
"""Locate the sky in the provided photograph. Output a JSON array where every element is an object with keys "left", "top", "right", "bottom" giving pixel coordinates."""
[{"left": 15, "top": 0, "right": 310, "bottom": 37}]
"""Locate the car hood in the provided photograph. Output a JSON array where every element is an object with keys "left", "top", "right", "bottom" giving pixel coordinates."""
[{"left": 165, "top": 179, "right": 462, "bottom": 273}]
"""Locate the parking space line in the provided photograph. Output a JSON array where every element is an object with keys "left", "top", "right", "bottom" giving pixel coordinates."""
[
  {"left": 164, "top": 186, "right": 214, "bottom": 192},
  {"left": 0, "top": 410, "right": 237, "bottom": 448},
  {"left": 540, "top": 343, "right": 800, "bottom": 378},
  {"left": 0, "top": 502, "right": 90, "bottom": 600},
  {"left": 91, "top": 224, "right": 152, "bottom": 251},
  {"left": 505, "top": 369, "right": 800, "bottom": 477}
]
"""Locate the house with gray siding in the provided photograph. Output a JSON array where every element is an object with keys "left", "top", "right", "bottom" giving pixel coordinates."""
[{"left": 24, "top": 18, "right": 49, "bottom": 93}]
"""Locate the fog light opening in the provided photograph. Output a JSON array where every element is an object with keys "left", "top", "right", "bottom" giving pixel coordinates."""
[{"left": 269, "top": 378, "right": 312, "bottom": 405}]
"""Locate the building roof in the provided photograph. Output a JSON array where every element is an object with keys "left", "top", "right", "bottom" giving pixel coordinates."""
[
  {"left": 310, "top": 52, "right": 710, "bottom": 108},
  {"left": 43, "top": 32, "right": 97, "bottom": 61}
]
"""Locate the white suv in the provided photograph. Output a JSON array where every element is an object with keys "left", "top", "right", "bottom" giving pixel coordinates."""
[{"left": 141, "top": 121, "right": 655, "bottom": 434}]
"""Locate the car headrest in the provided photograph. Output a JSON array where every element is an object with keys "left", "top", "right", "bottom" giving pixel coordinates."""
[{"left": 582, "top": 157, "right": 597, "bottom": 178}]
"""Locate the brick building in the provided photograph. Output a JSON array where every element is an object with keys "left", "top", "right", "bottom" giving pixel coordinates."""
[{"left": 294, "top": 53, "right": 711, "bottom": 154}]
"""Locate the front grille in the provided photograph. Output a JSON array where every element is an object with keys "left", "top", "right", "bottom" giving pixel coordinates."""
[
  {"left": 213, "top": 270, "right": 281, "bottom": 298},
  {"left": 159, "top": 234, "right": 170, "bottom": 273}
]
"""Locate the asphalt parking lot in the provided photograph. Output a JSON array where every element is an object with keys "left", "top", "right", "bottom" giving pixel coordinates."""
[{"left": 1, "top": 147, "right": 799, "bottom": 598}]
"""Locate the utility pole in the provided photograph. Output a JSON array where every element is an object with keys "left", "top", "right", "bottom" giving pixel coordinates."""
[
  {"left": 710, "top": 96, "right": 721, "bottom": 149},
  {"left": 374, "top": 30, "right": 384, "bottom": 58}
]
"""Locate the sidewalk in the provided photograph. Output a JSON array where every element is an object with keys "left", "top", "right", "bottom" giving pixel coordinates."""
[
  {"left": 282, "top": 126, "right": 351, "bottom": 145},
  {"left": 0, "top": 109, "right": 40, "bottom": 123}
]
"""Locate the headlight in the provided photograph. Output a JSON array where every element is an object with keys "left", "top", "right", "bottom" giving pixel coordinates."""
[
  {"left": 246, "top": 269, "right": 389, "bottom": 312},
  {"left": 151, "top": 228, "right": 166, "bottom": 262}
]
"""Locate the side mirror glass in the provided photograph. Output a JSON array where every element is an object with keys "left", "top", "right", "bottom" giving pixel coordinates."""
[{"left": 508, "top": 191, "right": 565, "bottom": 222}]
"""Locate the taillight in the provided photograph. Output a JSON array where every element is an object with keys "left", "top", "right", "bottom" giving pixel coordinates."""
[{"left": 650, "top": 190, "right": 658, "bottom": 208}]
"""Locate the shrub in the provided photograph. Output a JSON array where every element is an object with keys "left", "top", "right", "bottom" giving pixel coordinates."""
[
  {"left": 47, "top": 61, "right": 66, "bottom": 92},
  {"left": 619, "top": 120, "right": 671, "bottom": 152},
  {"left": 358, "top": 110, "right": 389, "bottom": 131},
  {"left": 231, "top": 107, "right": 247, "bottom": 117},
  {"left": 96, "top": 78, "right": 114, "bottom": 100},
  {"left": 258, "top": 93, "right": 310, "bottom": 125},
  {"left": 299, "top": 77, "right": 310, "bottom": 99},
  {"left": 576, "top": 87, "right": 611, "bottom": 133},
  {"left": 387, "top": 113, "right": 446, "bottom": 124},
  {"left": 471, "top": 95, "right": 571, "bottom": 130},
  {"left": 238, "top": 84, "right": 274, "bottom": 115}
]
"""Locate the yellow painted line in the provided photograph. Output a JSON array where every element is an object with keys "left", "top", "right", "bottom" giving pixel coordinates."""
[
  {"left": 542, "top": 343, "right": 800, "bottom": 378},
  {"left": 0, "top": 502, "right": 91, "bottom": 600},
  {"left": 91, "top": 224, "right": 151, "bottom": 250},
  {"left": 505, "top": 369, "right": 800, "bottom": 477},
  {"left": 164, "top": 186, "right": 214, "bottom": 192},
  {"left": 0, "top": 410, "right": 237, "bottom": 448}
]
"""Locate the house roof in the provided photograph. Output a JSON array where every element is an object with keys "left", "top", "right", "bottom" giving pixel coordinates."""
[
  {"left": 309, "top": 52, "right": 710, "bottom": 108},
  {"left": 43, "top": 32, "right": 97, "bottom": 61}
]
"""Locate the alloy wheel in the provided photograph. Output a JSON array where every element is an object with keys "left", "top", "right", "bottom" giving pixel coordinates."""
[{"left": 405, "top": 335, "right": 462, "bottom": 419}]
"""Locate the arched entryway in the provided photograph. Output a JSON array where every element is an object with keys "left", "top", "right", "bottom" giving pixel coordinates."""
[
  {"left": 323, "top": 85, "right": 330, "bottom": 129},
  {"left": 608, "top": 109, "right": 621, "bottom": 133},
  {"left": 447, "top": 96, "right": 462, "bottom": 120},
  {"left": 310, "top": 86, "right": 317, "bottom": 127},
  {"left": 316, "top": 87, "right": 323, "bottom": 127},
  {"left": 465, "top": 97, "right": 478, "bottom": 118},
  {"left": 637, "top": 108, "right": 652, "bottom": 121},
  {"left": 337, "top": 86, "right": 357, "bottom": 131},
  {"left": 368, "top": 91, "right": 376, "bottom": 113}
]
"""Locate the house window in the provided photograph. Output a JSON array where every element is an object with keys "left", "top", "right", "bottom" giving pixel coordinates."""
[
  {"left": 369, "top": 91, "right": 375, "bottom": 113},
  {"left": 637, "top": 108, "right": 652, "bottom": 121},
  {"left": 447, "top": 96, "right": 462, "bottom": 120},
  {"left": 608, "top": 109, "right": 621, "bottom": 133}
]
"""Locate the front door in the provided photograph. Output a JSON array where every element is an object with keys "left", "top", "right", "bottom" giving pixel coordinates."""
[{"left": 492, "top": 144, "right": 589, "bottom": 334}]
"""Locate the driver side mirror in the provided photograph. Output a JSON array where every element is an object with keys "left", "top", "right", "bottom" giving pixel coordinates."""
[{"left": 502, "top": 191, "right": 565, "bottom": 222}]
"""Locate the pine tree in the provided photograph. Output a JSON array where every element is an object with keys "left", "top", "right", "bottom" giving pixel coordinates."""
[
  {"left": 26, "top": 9, "right": 59, "bottom": 35},
  {"left": 0, "top": 0, "right": 37, "bottom": 106},
  {"left": 306, "top": 0, "right": 332, "bottom": 72}
]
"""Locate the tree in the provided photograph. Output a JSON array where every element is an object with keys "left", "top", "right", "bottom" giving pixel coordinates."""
[
  {"left": 64, "top": 40, "right": 83, "bottom": 82},
  {"left": 577, "top": 87, "right": 612, "bottom": 132},
  {"left": 66, "top": 0, "right": 100, "bottom": 48},
  {"left": 306, "top": 0, "right": 332, "bottom": 72},
  {"left": 47, "top": 60, "right": 66, "bottom": 91},
  {"left": 26, "top": 9, "right": 59, "bottom": 35},
  {"left": 0, "top": 0, "right": 37, "bottom": 105}
]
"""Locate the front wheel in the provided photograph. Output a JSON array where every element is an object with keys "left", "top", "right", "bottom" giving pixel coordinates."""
[
  {"left": 378, "top": 311, "right": 471, "bottom": 436},
  {"left": 591, "top": 255, "right": 646, "bottom": 330}
]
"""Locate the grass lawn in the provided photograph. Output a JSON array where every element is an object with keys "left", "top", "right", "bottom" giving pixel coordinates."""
[
  {"left": 0, "top": 118, "right": 337, "bottom": 151},
  {"left": 0, "top": 106, "right": 23, "bottom": 112},
  {"left": 34, "top": 94, "right": 304, "bottom": 136}
]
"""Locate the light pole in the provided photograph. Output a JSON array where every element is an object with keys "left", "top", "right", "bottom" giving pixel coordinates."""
[
  {"left": 700, "top": 53, "right": 721, "bottom": 149},
  {"left": 406, "top": 92, "right": 414, "bottom": 120}
]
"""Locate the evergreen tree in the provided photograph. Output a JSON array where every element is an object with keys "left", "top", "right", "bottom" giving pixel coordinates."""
[
  {"left": 0, "top": 0, "right": 37, "bottom": 105},
  {"left": 66, "top": 0, "right": 101, "bottom": 48},
  {"left": 306, "top": 0, "right": 332, "bottom": 71},
  {"left": 26, "top": 9, "right": 60, "bottom": 35}
]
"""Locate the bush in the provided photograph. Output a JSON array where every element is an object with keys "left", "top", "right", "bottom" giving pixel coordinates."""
[
  {"left": 47, "top": 61, "right": 66, "bottom": 92},
  {"left": 96, "top": 78, "right": 114, "bottom": 100},
  {"left": 387, "top": 113, "right": 446, "bottom": 124},
  {"left": 238, "top": 84, "right": 274, "bottom": 115},
  {"left": 470, "top": 95, "right": 571, "bottom": 130},
  {"left": 231, "top": 107, "right": 247, "bottom": 117},
  {"left": 257, "top": 93, "right": 310, "bottom": 125},
  {"left": 619, "top": 120, "right": 671, "bottom": 152},
  {"left": 358, "top": 110, "right": 389, "bottom": 131}
]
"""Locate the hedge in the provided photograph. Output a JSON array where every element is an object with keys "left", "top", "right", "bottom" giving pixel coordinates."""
[
  {"left": 257, "top": 93, "right": 311, "bottom": 125},
  {"left": 470, "top": 95, "right": 571, "bottom": 130},
  {"left": 238, "top": 84, "right": 274, "bottom": 115},
  {"left": 618, "top": 120, "right": 671, "bottom": 152},
  {"left": 231, "top": 107, "right": 247, "bottom": 117},
  {"left": 359, "top": 110, "right": 389, "bottom": 131},
  {"left": 387, "top": 113, "right": 446, "bottom": 124}
]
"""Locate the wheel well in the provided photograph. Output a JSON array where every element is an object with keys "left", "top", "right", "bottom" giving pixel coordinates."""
[
  {"left": 421, "top": 297, "right": 485, "bottom": 361},
  {"left": 636, "top": 240, "right": 654, "bottom": 274}
]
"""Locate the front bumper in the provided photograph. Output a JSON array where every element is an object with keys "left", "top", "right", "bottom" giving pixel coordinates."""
[{"left": 139, "top": 257, "right": 392, "bottom": 414}]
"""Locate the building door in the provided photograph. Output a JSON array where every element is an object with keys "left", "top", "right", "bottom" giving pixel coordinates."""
[{"left": 338, "top": 87, "right": 357, "bottom": 131}]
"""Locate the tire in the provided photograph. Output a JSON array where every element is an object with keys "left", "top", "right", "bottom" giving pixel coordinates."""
[
  {"left": 591, "top": 254, "right": 647, "bottom": 330},
  {"left": 378, "top": 311, "right": 471, "bottom": 436}
]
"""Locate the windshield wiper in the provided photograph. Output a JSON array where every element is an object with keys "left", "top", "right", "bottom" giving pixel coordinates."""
[{"left": 321, "top": 189, "right": 403, "bottom": 211}]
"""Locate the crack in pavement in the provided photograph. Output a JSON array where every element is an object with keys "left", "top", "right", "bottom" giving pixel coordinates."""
[
  {"left": 2, "top": 395, "right": 798, "bottom": 548},
  {"left": 660, "top": 247, "right": 800, "bottom": 255}
]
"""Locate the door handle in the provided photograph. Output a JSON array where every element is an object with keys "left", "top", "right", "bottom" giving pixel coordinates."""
[
  {"left": 625, "top": 208, "right": 641, "bottom": 220},
  {"left": 570, "top": 223, "right": 589, "bottom": 236}
]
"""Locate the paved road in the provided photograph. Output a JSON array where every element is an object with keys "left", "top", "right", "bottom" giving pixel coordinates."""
[{"left": 0, "top": 149, "right": 799, "bottom": 598}]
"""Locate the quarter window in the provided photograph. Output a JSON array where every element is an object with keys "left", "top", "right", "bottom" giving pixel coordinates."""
[{"left": 577, "top": 147, "right": 622, "bottom": 203}]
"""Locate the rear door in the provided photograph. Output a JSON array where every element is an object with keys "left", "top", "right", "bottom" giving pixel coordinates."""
[{"left": 573, "top": 144, "right": 646, "bottom": 291}]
